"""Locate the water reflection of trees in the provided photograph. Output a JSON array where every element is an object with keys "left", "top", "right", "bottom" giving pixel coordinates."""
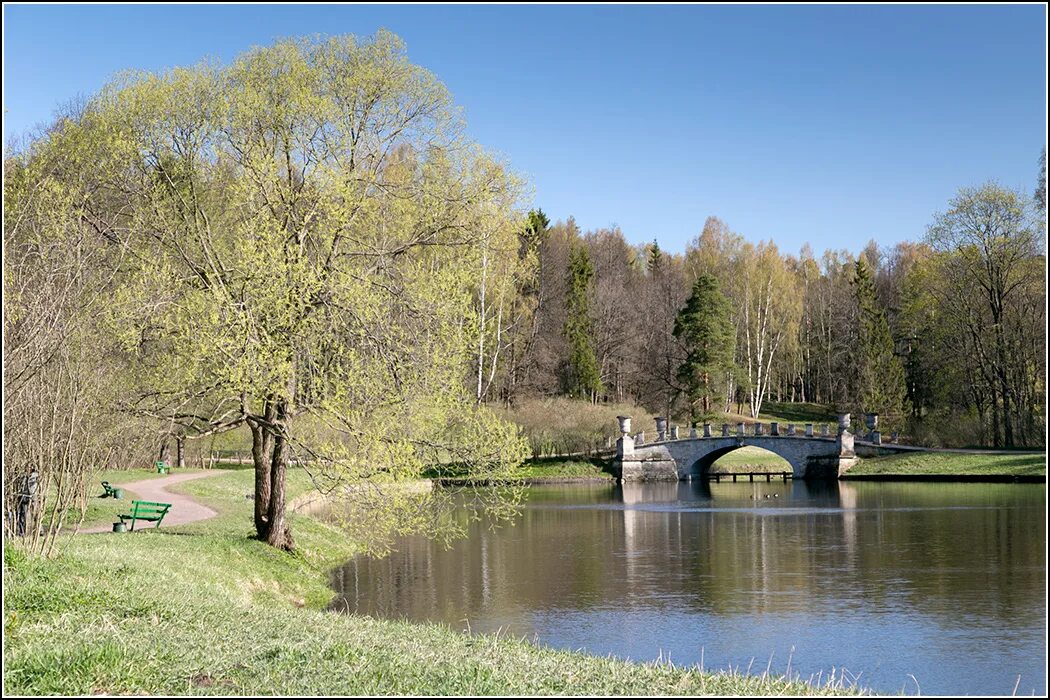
[{"left": 329, "top": 483, "right": 1045, "bottom": 635}]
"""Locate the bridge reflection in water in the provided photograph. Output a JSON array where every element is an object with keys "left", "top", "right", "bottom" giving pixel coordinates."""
[{"left": 326, "top": 481, "right": 1046, "bottom": 696}]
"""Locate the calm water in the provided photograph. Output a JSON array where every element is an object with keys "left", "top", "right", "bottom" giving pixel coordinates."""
[{"left": 328, "top": 480, "right": 1047, "bottom": 695}]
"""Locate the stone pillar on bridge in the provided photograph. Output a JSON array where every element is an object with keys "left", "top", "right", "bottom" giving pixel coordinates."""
[
  {"left": 722, "top": 423, "right": 730, "bottom": 437},
  {"left": 754, "top": 422, "right": 764, "bottom": 436},
  {"left": 821, "top": 424, "right": 830, "bottom": 437},
  {"left": 616, "top": 416, "right": 634, "bottom": 458},
  {"left": 656, "top": 417, "right": 667, "bottom": 442},
  {"left": 703, "top": 422, "right": 712, "bottom": 438},
  {"left": 670, "top": 425, "right": 680, "bottom": 440},
  {"left": 805, "top": 423, "right": 814, "bottom": 437},
  {"left": 737, "top": 422, "right": 745, "bottom": 436},
  {"left": 786, "top": 424, "right": 796, "bottom": 436},
  {"left": 872, "top": 431, "right": 882, "bottom": 445},
  {"left": 636, "top": 431, "right": 645, "bottom": 445},
  {"left": 689, "top": 424, "right": 698, "bottom": 438},
  {"left": 836, "top": 420, "right": 856, "bottom": 477},
  {"left": 770, "top": 422, "right": 779, "bottom": 436}
]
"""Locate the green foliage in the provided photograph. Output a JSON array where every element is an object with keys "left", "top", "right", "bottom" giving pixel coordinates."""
[
  {"left": 673, "top": 275, "right": 735, "bottom": 418},
  {"left": 853, "top": 259, "right": 906, "bottom": 421},
  {"left": 646, "top": 239, "right": 663, "bottom": 272},
  {"left": 563, "top": 245, "right": 604, "bottom": 400},
  {"left": 12, "top": 32, "right": 531, "bottom": 546}
]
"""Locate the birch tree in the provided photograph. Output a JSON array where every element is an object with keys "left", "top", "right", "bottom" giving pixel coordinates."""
[{"left": 738, "top": 242, "right": 801, "bottom": 417}]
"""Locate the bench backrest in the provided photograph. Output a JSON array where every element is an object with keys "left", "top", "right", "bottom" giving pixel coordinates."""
[{"left": 130, "top": 500, "right": 172, "bottom": 516}]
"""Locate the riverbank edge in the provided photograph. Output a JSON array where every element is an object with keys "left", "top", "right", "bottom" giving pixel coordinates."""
[
  {"left": 4, "top": 469, "right": 856, "bottom": 696},
  {"left": 435, "top": 475, "right": 614, "bottom": 486},
  {"left": 841, "top": 473, "right": 1046, "bottom": 483}
]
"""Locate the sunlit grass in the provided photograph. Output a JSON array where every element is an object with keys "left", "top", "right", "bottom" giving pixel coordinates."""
[
  {"left": 848, "top": 451, "right": 1046, "bottom": 477},
  {"left": 5, "top": 469, "right": 860, "bottom": 696}
]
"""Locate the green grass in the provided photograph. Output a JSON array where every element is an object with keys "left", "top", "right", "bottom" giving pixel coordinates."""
[
  {"left": 848, "top": 451, "right": 1046, "bottom": 477},
  {"left": 759, "top": 401, "right": 837, "bottom": 424},
  {"left": 710, "top": 446, "right": 792, "bottom": 473},
  {"left": 54, "top": 468, "right": 200, "bottom": 532},
  {"left": 5, "top": 469, "right": 857, "bottom": 696},
  {"left": 514, "top": 457, "right": 613, "bottom": 480},
  {"left": 424, "top": 457, "right": 614, "bottom": 483}
]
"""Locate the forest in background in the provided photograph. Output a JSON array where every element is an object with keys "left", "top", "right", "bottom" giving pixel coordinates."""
[{"left": 475, "top": 158, "right": 1047, "bottom": 451}]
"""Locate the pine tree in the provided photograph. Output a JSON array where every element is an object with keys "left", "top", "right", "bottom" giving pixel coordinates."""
[
  {"left": 564, "top": 244, "right": 604, "bottom": 401},
  {"left": 647, "top": 239, "right": 663, "bottom": 273},
  {"left": 673, "top": 275, "right": 735, "bottom": 419},
  {"left": 854, "top": 259, "right": 907, "bottom": 420}
]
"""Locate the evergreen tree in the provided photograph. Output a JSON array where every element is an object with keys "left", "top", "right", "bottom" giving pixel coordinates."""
[
  {"left": 647, "top": 239, "right": 663, "bottom": 273},
  {"left": 564, "top": 244, "right": 604, "bottom": 401},
  {"left": 673, "top": 275, "right": 735, "bottom": 418},
  {"left": 854, "top": 258, "right": 907, "bottom": 420}
]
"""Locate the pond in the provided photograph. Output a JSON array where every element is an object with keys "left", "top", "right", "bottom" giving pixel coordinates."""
[{"left": 328, "top": 480, "right": 1046, "bottom": 696}]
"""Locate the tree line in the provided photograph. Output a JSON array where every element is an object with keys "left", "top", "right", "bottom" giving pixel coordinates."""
[{"left": 475, "top": 163, "right": 1046, "bottom": 450}]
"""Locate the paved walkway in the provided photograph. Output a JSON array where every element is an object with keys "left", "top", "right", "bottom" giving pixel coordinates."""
[{"left": 82, "top": 471, "right": 222, "bottom": 533}]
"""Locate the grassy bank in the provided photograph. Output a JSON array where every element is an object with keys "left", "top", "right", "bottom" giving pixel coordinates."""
[
  {"left": 428, "top": 456, "right": 614, "bottom": 484},
  {"left": 6, "top": 469, "right": 854, "bottom": 696},
  {"left": 847, "top": 451, "right": 1046, "bottom": 478}
]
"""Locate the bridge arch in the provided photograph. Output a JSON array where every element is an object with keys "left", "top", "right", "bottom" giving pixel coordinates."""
[{"left": 688, "top": 444, "right": 797, "bottom": 478}]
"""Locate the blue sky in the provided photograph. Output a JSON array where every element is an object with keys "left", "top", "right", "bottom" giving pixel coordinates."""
[{"left": 3, "top": 4, "right": 1046, "bottom": 255}]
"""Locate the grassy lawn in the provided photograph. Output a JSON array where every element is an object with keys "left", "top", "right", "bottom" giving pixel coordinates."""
[
  {"left": 759, "top": 401, "right": 837, "bottom": 424},
  {"left": 847, "top": 451, "right": 1046, "bottom": 477},
  {"left": 55, "top": 468, "right": 203, "bottom": 532},
  {"left": 5, "top": 469, "right": 853, "bottom": 696},
  {"left": 516, "top": 457, "right": 614, "bottom": 480},
  {"left": 710, "top": 446, "right": 792, "bottom": 473}
]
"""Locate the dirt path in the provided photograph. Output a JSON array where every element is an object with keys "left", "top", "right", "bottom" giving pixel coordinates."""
[{"left": 82, "top": 471, "right": 222, "bottom": 534}]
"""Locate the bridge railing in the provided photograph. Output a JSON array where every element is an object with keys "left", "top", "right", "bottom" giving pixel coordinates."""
[
  {"left": 627, "top": 420, "right": 842, "bottom": 445},
  {"left": 621, "top": 412, "right": 902, "bottom": 447}
]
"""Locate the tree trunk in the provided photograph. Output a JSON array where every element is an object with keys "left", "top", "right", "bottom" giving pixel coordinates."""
[
  {"left": 265, "top": 425, "right": 293, "bottom": 551},
  {"left": 249, "top": 399, "right": 276, "bottom": 537},
  {"left": 176, "top": 436, "right": 185, "bottom": 469}
]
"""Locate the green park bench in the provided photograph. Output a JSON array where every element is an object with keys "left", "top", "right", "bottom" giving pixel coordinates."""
[
  {"left": 117, "top": 500, "right": 172, "bottom": 531},
  {"left": 100, "top": 481, "right": 125, "bottom": 499}
]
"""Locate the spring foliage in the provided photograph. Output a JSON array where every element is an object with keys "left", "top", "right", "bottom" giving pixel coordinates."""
[{"left": 7, "top": 32, "right": 530, "bottom": 550}]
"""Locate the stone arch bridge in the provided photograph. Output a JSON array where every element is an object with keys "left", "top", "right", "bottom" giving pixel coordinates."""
[{"left": 613, "top": 416, "right": 860, "bottom": 482}]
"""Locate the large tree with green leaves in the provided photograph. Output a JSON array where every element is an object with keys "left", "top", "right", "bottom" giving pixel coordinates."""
[
  {"left": 673, "top": 275, "right": 735, "bottom": 418},
  {"left": 563, "top": 244, "right": 604, "bottom": 401},
  {"left": 23, "top": 32, "right": 529, "bottom": 550},
  {"left": 924, "top": 183, "right": 1044, "bottom": 447}
]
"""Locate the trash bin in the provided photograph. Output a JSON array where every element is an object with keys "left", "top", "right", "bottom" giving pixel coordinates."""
[{"left": 113, "top": 521, "right": 127, "bottom": 533}]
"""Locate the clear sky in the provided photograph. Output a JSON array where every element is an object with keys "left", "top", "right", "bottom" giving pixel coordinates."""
[{"left": 3, "top": 4, "right": 1046, "bottom": 255}]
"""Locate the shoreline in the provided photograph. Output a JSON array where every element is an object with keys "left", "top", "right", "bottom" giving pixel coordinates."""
[
  {"left": 5, "top": 468, "right": 855, "bottom": 696},
  {"left": 840, "top": 473, "right": 1045, "bottom": 483}
]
